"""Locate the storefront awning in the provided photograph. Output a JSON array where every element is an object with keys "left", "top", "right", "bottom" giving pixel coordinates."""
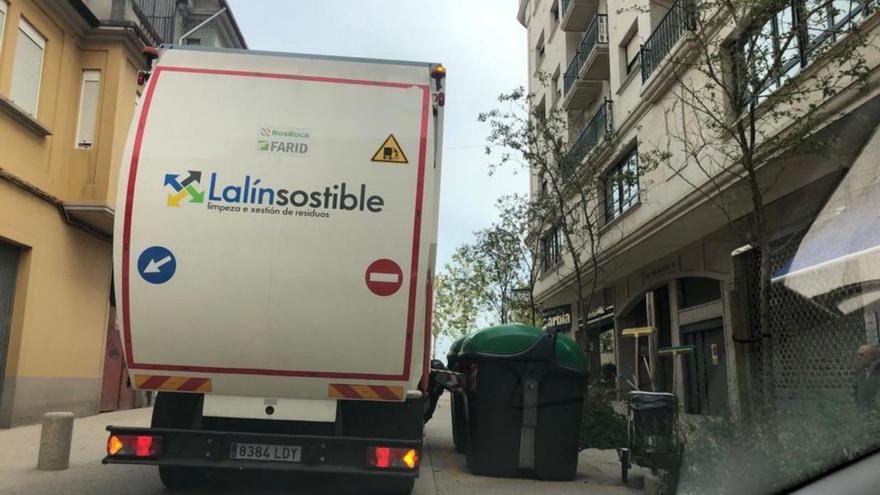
[{"left": 772, "top": 125, "right": 880, "bottom": 306}]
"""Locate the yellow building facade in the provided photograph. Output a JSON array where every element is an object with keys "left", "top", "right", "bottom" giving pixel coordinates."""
[{"left": 0, "top": 0, "right": 149, "bottom": 426}]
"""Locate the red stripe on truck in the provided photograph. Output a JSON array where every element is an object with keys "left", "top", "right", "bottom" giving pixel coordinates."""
[
  {"left": 402, "top": 84, "right": 431, "bottom": 382},
  {"left": 330, "top": 384, "right": 360, "bottom": 399},
  {"left": 122, "top": 66, "right": 432, "bottom": 382},
  {"left": 177, "top": 377, "right": 209, "bottom": 392},
  {"left": 372, "top": 386, "right": 402, "bottom": 401},
  {"left": 139, "top": 375, "right": 170, "bottom": 390},
  {"left": 121, "top": 65, "right": 161, "bottom": 367}
]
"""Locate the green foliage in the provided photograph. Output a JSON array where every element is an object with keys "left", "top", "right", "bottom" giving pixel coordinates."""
[
  {"left": 431, "top": 252, "right": 485, "bottom": 356},
  {"left": 579, "top": 393, "right": 628, "bottom": 450},
  {"left": 434, "top": 194, "right": 539, "bottom": 337}
]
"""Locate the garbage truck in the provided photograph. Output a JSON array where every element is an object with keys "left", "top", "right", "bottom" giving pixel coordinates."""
[{"left": 103, "top": 45, "right": 445, "bottom": 494}]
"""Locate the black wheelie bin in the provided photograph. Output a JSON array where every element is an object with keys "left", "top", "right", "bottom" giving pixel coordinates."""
[{"left": 459, "top": 324, "right": 587, "bottom": 480}]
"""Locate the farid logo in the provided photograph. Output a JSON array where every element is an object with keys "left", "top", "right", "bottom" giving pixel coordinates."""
[
  {"left": 164, "top": 171, "right": 205, "bottom": 207},
  {"left": 257, "top": 126, "right": 310, "bottom": 155}
]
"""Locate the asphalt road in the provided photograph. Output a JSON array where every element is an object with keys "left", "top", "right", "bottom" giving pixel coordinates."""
[{"left": 0, "top": 396, "right": 644, "bottom": 495}]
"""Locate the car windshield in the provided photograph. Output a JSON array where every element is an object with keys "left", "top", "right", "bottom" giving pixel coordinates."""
[{"left": 1, "top": 1, "right": 880, "bottom": 494}]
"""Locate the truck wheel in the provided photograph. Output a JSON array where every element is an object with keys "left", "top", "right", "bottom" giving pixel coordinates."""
[
  {"left": 158, "top": 466, "right": 206, "bottom": 489},
  {"left": 151, "top": 391, "right": 202, "bottom": 428},
  {"left": 153, "top": 392, "right": 207, "bottom": 489}
]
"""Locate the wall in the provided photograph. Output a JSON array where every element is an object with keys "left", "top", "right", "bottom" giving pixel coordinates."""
[
  {"left": 0, "top": 0, "right": 143, "bottom": 426},
  {"left": 0, "top": 181, "right": 112, "bottom": 426}
]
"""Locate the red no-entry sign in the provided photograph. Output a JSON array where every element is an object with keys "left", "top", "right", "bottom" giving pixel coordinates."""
[{"left": 365, "top": 259, "right": 403, "bottom": 296}]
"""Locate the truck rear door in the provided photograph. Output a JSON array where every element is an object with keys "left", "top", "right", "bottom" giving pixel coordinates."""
[{"left": 113, "top": 47, "right": 440, "bottom": 402}]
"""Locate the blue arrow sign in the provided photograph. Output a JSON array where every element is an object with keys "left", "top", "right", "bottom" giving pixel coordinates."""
[{"left": 137, "top": 246, "right": 177, "bottom": 284}]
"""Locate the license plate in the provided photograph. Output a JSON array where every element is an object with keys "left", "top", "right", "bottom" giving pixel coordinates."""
[{"left": 228, "top": 442, "right": 302, "bottom": 463}]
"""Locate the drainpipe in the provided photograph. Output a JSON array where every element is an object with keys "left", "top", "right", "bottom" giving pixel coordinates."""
[{"left": 178, "top": 7, "right": 227, "bottom": 45}]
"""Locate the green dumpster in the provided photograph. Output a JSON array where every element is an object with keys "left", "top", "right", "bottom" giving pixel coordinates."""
[{"left": 460, "top": 324, "right": 587, "bottom": 480}]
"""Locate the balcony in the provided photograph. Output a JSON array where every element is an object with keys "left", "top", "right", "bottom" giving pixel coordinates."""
[
  {"left": 560, "top": 0, "right": 600, "bottom": 31},
  {"left": 563, "top": 14, "right": 609, "bottom": 110},
  {"left": 567, "top": 99, "right": 613, "bottom": 166},
  {"left": 578, "top": 15, "right": 610, "bottom": 81},
  {"left": 641, "top": 0, "right": 695, "bottom": 83}
]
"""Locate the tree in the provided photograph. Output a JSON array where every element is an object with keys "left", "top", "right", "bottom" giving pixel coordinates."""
[
  {"left": 471, "top": 194, "right": 541, "bottom": 326},
  {"left": 431, "top": 248, "right": 486, "bottom": 357},
  {"left": 479, "top": 78, "right": 615, "bottom": 344},
  {"left": 635, "top": 0, "right": 874, "bottom": 409}
]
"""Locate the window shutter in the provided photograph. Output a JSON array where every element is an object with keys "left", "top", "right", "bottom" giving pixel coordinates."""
[
  {"left": 76, "top": 71, "right": 101, "bottom": 148},
  {"left": 10, "top": 19, "right": 46, "bottom": 117}
]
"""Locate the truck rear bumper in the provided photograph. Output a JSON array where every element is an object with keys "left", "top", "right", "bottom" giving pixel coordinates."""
[{"left": 102, "top": 425, "right": 421, "bottom": 478}]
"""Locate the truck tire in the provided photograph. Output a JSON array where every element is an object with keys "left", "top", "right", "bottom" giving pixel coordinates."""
[
  {"left": 158, "top": 466, "right": 204, "bottom": 490},
  {"left": 151, "top": 391, "right": 202, "bottom": 429},
  {"left": 152, "top": 392, "right": 207, "bottom": 489}
]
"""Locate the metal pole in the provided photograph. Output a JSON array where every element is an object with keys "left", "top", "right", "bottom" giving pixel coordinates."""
[{"left": 178, "top": 7, "right": 227, "bottom": 45}]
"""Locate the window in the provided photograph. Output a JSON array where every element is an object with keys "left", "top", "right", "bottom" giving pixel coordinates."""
[
  {"left": 534, "top": 97, "right": 547, "bottom": 122},
  {"left": 550, "top": 1, "right": 560, "bottom": 25},
  {"left": 541, "top": 227, "right": 561, "bottom": 270},
  {"left": 740, "top": 0, "right": 874, "bottom": 103},
  {"left": 536, "top": 31, "right": 546, "bottom": 65},
  {"left": 604, "top": 148, "right": 640, "bottom": 221},
  {"left": 10, "top": 19, "right": 46, "bottom": 117},
  {"left": 75, "top": 71, "right": 101, "bottom": 149},
  {"left": 805, "top": 0, "right": 873, "bottom": 55},
  {"left": 550, "top": 66, "right": 561, "bottom": 104},
  {"left": 0, "top": 1, "right": 8, "bottom": 53},
  {"left": 679, "top": 277, "right": 722, "bottom": 309},
  {"left": 624, "top": 30, "right": 641, "bottom": 75}
]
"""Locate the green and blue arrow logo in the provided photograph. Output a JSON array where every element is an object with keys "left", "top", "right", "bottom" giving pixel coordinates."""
[{"left": 164, "top": 170, "right": 204, "bottom": 207}]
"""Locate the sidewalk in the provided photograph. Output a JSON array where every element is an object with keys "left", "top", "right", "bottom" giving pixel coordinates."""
[
  {"left": 422, "top": 395, "right": 647, "bottom": 495},
  {"left": 0, "top": 407, "right": 152, "bottom": 493},
  {"left": 0, "top": 397, "right": 647, "bottom": 494}
]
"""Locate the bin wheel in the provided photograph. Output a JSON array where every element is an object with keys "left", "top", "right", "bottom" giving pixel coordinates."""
[{"left": 158, "top": 466, "right": 206, "bottom": 489}]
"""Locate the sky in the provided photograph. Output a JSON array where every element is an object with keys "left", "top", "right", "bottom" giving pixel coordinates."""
[{"left": 228, "top": 0, "right": 530, "bottom": 270}]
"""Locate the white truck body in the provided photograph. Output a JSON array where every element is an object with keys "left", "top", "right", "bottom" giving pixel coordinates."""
[{"left": 113, "top": 47, "right": 443, "bottom": 414}]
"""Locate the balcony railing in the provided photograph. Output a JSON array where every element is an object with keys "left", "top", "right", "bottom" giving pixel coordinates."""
[
  {"left": 578, "top": 14, "right": 609, "bottom": 68},
  {"left": 563, "top": 14, "right": 608, "bottom": 96},
  {"left": 564, "top": 52, "right": 579, "bottom": 95},
  {"left": 641, "top": 0, "right": 696, "bottom": 82},
  {"left": 567, "top": 99, "right": 613, "bottom": 166}
]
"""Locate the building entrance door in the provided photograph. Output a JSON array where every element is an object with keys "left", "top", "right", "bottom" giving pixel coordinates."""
[
  {"left": 682, "top": 318, "right": 729, "bottom": 415},
  {"left": 0, "top": 242, "right": 19, "bottom": 413}
]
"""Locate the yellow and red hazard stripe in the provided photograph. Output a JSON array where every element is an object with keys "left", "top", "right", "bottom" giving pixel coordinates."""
[
  {"left": 134, "top": 374, "right": 212, "bottom": 393},
  {"left": 328, "top": 383, "right": 405, "bottom": 401}
]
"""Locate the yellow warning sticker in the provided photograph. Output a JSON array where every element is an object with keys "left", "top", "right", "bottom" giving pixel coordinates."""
[{"left": 371, "top": 134, "right": 408, "bottom": 164}]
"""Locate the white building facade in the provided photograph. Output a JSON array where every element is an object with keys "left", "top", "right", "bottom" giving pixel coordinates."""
[{"left": 518, "top": 0, "right": 880, "bottom": 418}]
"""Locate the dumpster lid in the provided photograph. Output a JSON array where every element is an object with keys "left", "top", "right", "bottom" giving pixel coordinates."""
[
  {"left": 448, "top": 335, "right": 466, "bottom": 357},
  {"left": 627, "top": 391, "right": 677, "bottom": 410},
  {"left": 459, "top": 324, "right": 587, "bottom": 372}
]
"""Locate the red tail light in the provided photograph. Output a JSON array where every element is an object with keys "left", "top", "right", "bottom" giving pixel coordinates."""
[
  {"left": 106, "top": 434, "right": 162, "bottom": 458},
  {"left": 366, "top": 446, "right": 419, "bottom": 470}
]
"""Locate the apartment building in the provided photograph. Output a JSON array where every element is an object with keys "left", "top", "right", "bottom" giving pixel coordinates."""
[
  {"left": 133, "top": 0, "right": 246, "bottom": 48},
  {"left": 0, "top": 0, "right": 245, "bottom": 427},
  {"left": 518, "top": 0, "right": 880, "bottom": 418}
]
